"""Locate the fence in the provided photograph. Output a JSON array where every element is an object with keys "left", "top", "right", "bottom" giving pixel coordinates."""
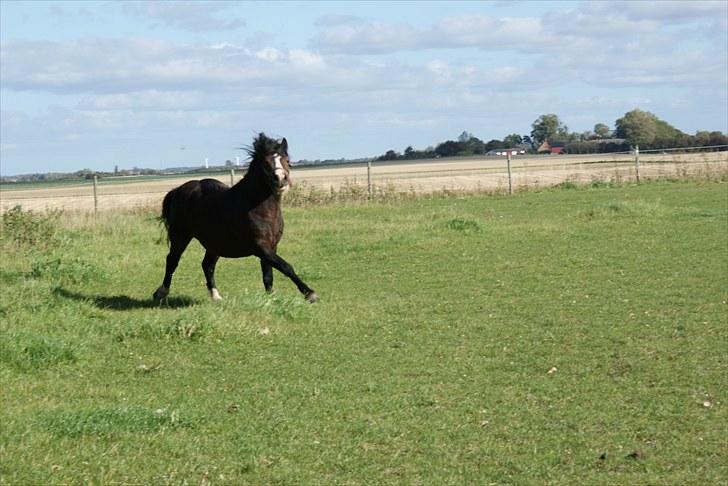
[
  {"left": 302, "top": 145, "right": 728, "bottom": 199},
  {"left": 1, "top": 146, "right": 726, "bottom": 213}
]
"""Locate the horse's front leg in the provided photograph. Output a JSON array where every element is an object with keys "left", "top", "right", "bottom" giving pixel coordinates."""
[
  {"left": 202, "top": 251, "right": 222, "bottom": 300},
  {"left": 261, "top": 260, "right": 273, "bottom": 293},
  {"left": 258, "top": 251, "right": 318, "bottom": 303}
]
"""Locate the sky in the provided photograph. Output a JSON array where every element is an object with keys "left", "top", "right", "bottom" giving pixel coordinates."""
[{"left": 1, "top": 0, "right": 727, "bottom": 175}]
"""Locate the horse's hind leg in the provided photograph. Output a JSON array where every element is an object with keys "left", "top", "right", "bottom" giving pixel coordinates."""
[
  {"left": 202, "top": 251, "right": 222, "bottom": 300},
  {"left": 153, "top": 234, "right": 191, "bottom": 300}
]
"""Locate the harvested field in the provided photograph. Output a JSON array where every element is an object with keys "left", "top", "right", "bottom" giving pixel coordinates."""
[{"left": 2, "top": 151, "right": 726, "bottom": 212}]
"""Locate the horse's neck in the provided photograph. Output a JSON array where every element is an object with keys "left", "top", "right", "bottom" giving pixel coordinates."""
[{"left": 233, "top": 168, "right": 279, "bottom": 209}]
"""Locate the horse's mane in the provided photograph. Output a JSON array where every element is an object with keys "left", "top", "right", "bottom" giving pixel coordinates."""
[{"left": 245, "top": 133, "right": 278, "bottom": 165}]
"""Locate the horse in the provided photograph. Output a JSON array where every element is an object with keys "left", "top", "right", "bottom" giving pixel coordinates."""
[{"left": 152, "top": 133, "right": 319, "bottom": 304}]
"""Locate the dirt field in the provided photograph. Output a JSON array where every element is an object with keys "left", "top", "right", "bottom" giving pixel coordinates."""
[{"left": 2, "top": 151, "right": 726, "bottom": 212}]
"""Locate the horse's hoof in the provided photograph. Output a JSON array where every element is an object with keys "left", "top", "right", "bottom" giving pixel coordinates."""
[
  {"left": 210, "top": 288, "right": 223, "bottom": 301},
  {"left": 306, "top": 292, "right": 319, "bottom": 304},
  {"left": 153, "top": 285, "right": 169, "bottom": 300}
]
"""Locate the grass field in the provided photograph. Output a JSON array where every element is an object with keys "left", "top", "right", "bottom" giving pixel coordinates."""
[{"left": 1, "top": 180, "right": 726, "bottom": 484}]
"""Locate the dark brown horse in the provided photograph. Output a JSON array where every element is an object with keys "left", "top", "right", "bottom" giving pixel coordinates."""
[{"left": 153, "top": 133, "right": 318, "bottom": 303}]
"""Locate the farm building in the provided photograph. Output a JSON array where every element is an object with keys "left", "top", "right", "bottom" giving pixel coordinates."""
[
  {"left": 537, "top": 141, "right": 567, "bottom": 154},
  {"left": 486, "top": 148, "right": 527, "bottom": 156}
]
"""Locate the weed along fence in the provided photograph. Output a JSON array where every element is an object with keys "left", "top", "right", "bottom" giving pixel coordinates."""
[
  {"left": 298, "top": 145, "right": 728, "bottom": 198},
  {"left": 1, "top": 146, "right": 726, "bottom": 213}
]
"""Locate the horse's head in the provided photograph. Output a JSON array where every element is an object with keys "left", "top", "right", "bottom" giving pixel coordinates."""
[{"left": 250, "top": 133, "right": 292, "bottom": 195}]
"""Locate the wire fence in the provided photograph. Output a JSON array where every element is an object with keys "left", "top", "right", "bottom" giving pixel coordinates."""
[{"left": 1, "top": 146, "right": 726, "bottom": 213}]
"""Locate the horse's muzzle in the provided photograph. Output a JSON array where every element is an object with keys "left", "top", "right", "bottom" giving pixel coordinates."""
[{"left": 275, "top": 174, "right": 291, "bottom": 193}]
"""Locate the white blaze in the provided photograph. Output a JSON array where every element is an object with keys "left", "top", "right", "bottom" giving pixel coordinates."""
[{"left": 273, "top": 153, "right": 287, "bottom": 183}]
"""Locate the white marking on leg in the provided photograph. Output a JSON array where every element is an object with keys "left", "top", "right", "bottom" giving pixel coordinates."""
[{"left": 210, "top": 288, "right": 222, "bottom": 301}]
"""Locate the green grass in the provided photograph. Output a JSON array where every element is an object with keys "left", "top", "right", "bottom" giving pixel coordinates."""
[{"left": 1, "top": 180, "right": 726, "bottom": 484}]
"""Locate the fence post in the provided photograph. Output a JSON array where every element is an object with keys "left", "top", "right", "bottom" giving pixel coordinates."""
[
  {"left": 367, "top": 159, "right": 372, "bottom": 199},
  {"left": 93, "top": 175, "right": 98, "bottom": 213},
  {"left": 634, "top": 145, "right": 641, "bottom": 183},
  {"left": 507, "top": 153, "right": 513, "bottom": 195},
  {"left": 230, "top": 168, "right": 235, "bottom": 186}
]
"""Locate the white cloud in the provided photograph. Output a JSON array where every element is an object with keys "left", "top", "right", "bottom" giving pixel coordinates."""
[
  {"left": 310, "top": 14, "right": 554, "bottom": 54},
  {"left": 122, "top": 1, "right": 246, "bottom": 32},
  {"left": 289, "top": 49, "right": 325, "bottom": 69},
  {"left": 255, "top": 47, "right": 285, "bottom": 62},
  {"left": 584, "top": 0, "right": 727, "bottom": 23}
]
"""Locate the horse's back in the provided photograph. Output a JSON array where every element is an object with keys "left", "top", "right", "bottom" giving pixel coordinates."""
[
  {"left": 162, "top": 179, "right": 230, "bottom": 232},
  {"left": 199, "top": 178, "right": 228, "bottom": 195},
  {"left": 171, "top": 178, "right": 228, "bottom": 198}
]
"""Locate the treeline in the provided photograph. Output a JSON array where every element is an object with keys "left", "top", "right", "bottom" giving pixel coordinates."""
[
  {"left": 566, "top": 131, "right": 728, "bottom": 154},
  {"left": 377, "top": 132, "right": 527, "bottom": 161},
  {"left": 377, "top": 109, "right": 728, "bottom": 160}
]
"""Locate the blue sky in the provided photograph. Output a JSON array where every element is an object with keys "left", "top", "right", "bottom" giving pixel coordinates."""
[{"left": 1, "top": 0, "right": 726, "bottom": 175}]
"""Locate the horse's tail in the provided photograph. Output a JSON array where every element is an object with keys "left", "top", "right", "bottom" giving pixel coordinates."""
[
  {"left": 159, "top": 189, "right": 177, "bottom": 244},
  {"left": 159, "top": 180, "right": 201, "bottom": 245}
]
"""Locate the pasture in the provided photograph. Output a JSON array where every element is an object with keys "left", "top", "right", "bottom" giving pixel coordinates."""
[{"left": 1, "top": 180, "right": 726, "bottom": 484}]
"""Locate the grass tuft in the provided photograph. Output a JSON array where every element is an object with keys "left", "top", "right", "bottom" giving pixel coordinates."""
[
  {"left": 579, "top": 199, "right": 664, "bottom": 220},
  {"left": 31, "top": 257, "right": 107, "bottom": 285},
  {"left": 445, "top": 217, "right": 481, "bottom": 233},
  {"left": 0, "top": 331, "right": 78, "bottom": 371},
  {"left": 39, "top": 405, "right": 196, "bottom": 437},
  {"left": 554, "top": 180, "right": 579, "bottom": 190},
  {"left": 236, "top": 289, "right": 315, "bottom": 322}
]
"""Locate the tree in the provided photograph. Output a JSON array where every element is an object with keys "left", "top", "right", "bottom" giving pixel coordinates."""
[
  {"left": 404, "top": 146, "right": 415, "bottom": 159},
  {"left": 522, "top": 135, "right": 535, "bottom": 150},
  {"left": 378, "top": 149, "right": 400, "bottom": 161},
  {"left": 503, "top": 133, "right": 523, "bottom": 147},
  {"left": 463, "top": 136, "right": 486, "bottom": 155},
  {"left": 531, "top": 114, "right": 568, "bottom": 145},
  {"left": 457, "top": 131, "right": 473, "bottom": 143},
  {"left": 435, "top": 140, "right": 462, "bottom": 157},
  {"left": 708, "top": 131, "right": 728, "bottom": 146},
  {"left": 694, "top": 131, "right": 711, "bottom": 146},
  {"left": 484, "top": 139, "right": 505, "bottom": 152},
  {"left": 615, "top": 109, "right": 657, "bottom": 148},
  {"left": 594, "top": 123, "right": 611, "bottom": 138}
]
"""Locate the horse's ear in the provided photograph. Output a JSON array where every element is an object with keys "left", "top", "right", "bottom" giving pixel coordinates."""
[{"left": 280, "top": 138, "right": 288, "bottom": 155}]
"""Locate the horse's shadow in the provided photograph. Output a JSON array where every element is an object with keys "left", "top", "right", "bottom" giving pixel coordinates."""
[{"left": 54, "top": 288, "right": 199, "bottom": 311}]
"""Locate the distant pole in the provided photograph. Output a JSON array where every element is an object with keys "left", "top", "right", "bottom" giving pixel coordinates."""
[
  {"left": 230, "top": 168, "right": 235, "bottom": 186},
  {"left": 367, "top": 159, "right": 372, "bottom": 199},
  {"left": 634, "top": 144, "right": 641, "bottom": 183},
  {"left": 93, "top": 175, "right": 98, "bottom": 213},
  {"left": 507, "top": 153, "right": 513, "bottom": 195}
]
